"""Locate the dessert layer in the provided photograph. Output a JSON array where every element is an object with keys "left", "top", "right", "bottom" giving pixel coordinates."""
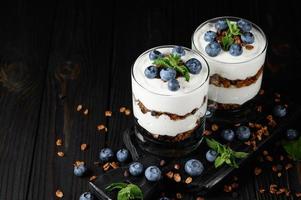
[
  {"left": 208, "top": 73, "right": 263, "bottom": 105},
  {"left": 132, "top": 46, "right": 209, "bottom": 96},
  {"left": 132, "top": 96, "right": 207, "bottom": 136},
  {"left": 210, "top": 66, "right": 263, "bottom": 88}
]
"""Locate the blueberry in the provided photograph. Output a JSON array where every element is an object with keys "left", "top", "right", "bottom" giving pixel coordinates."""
[
  {"left": 144, "top": 66, "right": 158, "bottom": 79},
  {"left": 129, "top": 162, "right": 144, "bottom": 176},
  {"left": 206, "top": 110, "right": 213, "bottom": 118},
  {"left": 229, "top": 44, "right": 243, "bottom": 56},
  {"left": 286, "top": 129, "right": 299, "bottom": 140},
  {"left": 206, "top": 150, "right": 218, "bottom": 162},
  {"left": 241, "top": 32, "right": 254, "bottom": 44},
  {"left": 236, "top": 126, "right": 251, "bottom": 141},
  {"left": 145, "top": 166, "right": 161, "bottom": 182},
  {"left": 215, "top": 20, "right": 228, "bottom": 31},
  {"left": 204, "top": 31, "right": 217, "bottom": 42},
  {"left": 237, "top": 19, "right": 252, "bottom": 32},
  {"left": 149, "top": 50, "right": 163, "bottom": 60},
  {"left": 273, "top": 105, "right": 287, "bottom": 117},
  {"left": 99, "top": 148, "right": 114, "bottom": 162},
  {"left": 159, "top": 197, "right": 170, "bottom": 200},
  {"left": 172, "top": 46, "right": 185, "bottom": 57},
  {"left": 205, "top": 41, "right": 221, "bottom": 57},
  {"left": 159, "top": 68, "right": 176, "bottom": 81},
  {"left": 221, "top": 129, "right": 235, "bottom": 142},
  {"left": 116, "top": 148, "right": 129, "bottom": 162},
  {"left": 184, "top": 159, "right": 204, "bottom": 176},
  {"left": 168, "top": 79, "right": 180, "bottom": 91},
  {"left": 185, "top": 58, "right": 202, "bottom": 74},
  {"left": 74, "top": 163, "right": 87, "bottom": 177},
  {"left": 79, "top": 192, "right": 94, "bottom": 200}
]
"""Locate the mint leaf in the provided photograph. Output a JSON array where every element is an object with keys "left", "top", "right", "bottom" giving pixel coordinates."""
[
  {"left": 221, "top": 34, "right": 234, "bottom": 51},
  {"left": 105, "top": 183, "right": 128, "bottom": 191},
  {"left": 283, "top": 137, "right": 301, "bottom": 161},
  {"left": 117, "top": 188, "right": 131, "bottom": 200},
  {"left": 127, "top": 184, "right": 143, "bottom": 199},
  {"left": 205, "top": 138, "right": 219, "bottom": 152},
  {"left": 214, "top": 156, "right": 225, "bottom": 168},
  {"left": 233, "top": 151, "right": 249, "bottom": 159}
]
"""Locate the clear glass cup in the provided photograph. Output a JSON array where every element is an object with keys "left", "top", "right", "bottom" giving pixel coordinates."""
[
  {"left": 192, "top": 17, "right": 267, "bottom": 112},
  {"left": 131, "top": 45, "right": 209, "bottom": 157}
]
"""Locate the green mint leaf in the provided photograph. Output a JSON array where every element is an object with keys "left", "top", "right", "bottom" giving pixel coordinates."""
[
  {"left": 233, "top": 151, "right": 249, "bottom": 159},
  {"left": 214, "top": 156, "right": 225, "bottom": 168},
  {"left": 152, "top": 57, "right": 170, "bottom": 68},
  {"left": 283, "top": 137, "right": 301, "bottom": 161},
  {"left": 205, "top": 138, "right": 220, "bottom": 152},
  {"left": 221, "top": 34, "right": 234, "bottom": 51},
  {"left": 105, "top": 182, "right": 128, "bottom": 192},
  {"left": 117, "top": 187, "right": 131, "bottom": 200},
  {"left": 127, "top": 184, "right": 143, "bottom": 199}
]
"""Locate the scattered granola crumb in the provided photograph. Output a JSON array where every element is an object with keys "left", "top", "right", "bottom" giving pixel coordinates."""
[
  {"left": 174, "top": 163, "right": 181, "bottom": 170},
  {"left": 123, "top": 170, "right": 129, "bottom": 177},
  {"left": 224, "top": 185, "right": 232, "bottom": 193},
  {"left": 211, "top": 124, "right": 219, "bottom": 131},
  {"left": 103, "top": 162, "right": 110, "bottom": 171},
  {"left": 296, "top": 192, "right": 301, "bottom": 197},
  {"left": 266, "top": 155, "right": 273, "bottom": 162},
  {"left": 80, "top": 143, "right": 88, "bottom": 151},
  {"left": 176, "top": 192, "right": 182, "bottom": 199},
  {"left": 105, "top": 111, "right": 112, "bottom": 117},
  {"left": 97, "top": 124, "right": 106, "bottom": 131},
  {"left": 57, "top": 151, "right": 64, "bottom": 157},
  {"left": 285, "top": 163, "right": 293, "bottom": 170},
  {"left": 263, "top": 150, "right": 269, "bottom": 156},
  {"left": 277, "top": 172, "right": 282, "bottom": 177},
  {"left": 110, "top": 162, "right": 119, "bottom": 169},
  {"left": 83, "top": 109, "right": 89, "bottom": 115},
  {"left": 74, "top": 161, "right": 85, "bottom": 167},
  {"left": 185, "top": 177, "right": 192, "bottom": 184},
  {"left": 254, "top": 167, "right": 262, "bottom": 176},
  {"left": 259, "top": 186, "right": 265, "bottom": 194},
  {"left": 55, "top": 189, "right": 64, "bottom": 198},
  {"left": 56, "top": 139, "right": 63, "bottom": 146},
  {"left": 125, "top": 109, "right": 131, "bottom": 116},
  {"left": 166, "top": 171, "right": 174, "bottom": 179},
  {"left": 173, "top": 173, "right": 181, "bottom": 182},
  {"left": 119, "top": 107, "right": 126, "bottom": 113},
  {"left": 269, "top": 184, "right": 277, "bottom": 194},
  {"left": 259, "top": 89, "right": 265, "bottom": 95},
  {"left": 76, "top": 104, "right": 83, "bottom": 111},
  {"left": 159, "top": 160, "right": 166, "bottom": 166},
  {"left": 89, "top": 176, "right": 97, "bottom": 181}
]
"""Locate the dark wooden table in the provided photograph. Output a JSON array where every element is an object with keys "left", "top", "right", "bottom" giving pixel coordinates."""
[{"left": 1, "top": 1, "right": 301, "bottom": 199}]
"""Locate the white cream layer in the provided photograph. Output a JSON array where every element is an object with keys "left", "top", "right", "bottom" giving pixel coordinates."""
[
  {"left": 192, "top": 21, "right": 267, "bottom": 80},
  {"left": 208, "top": 73, "right": 263, "bottom": 105}
]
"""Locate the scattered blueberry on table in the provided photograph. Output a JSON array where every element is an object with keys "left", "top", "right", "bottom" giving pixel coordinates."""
[
  {"left": 286, "top": 129, "right": 299, "bottom": 140},
  {"left": 129, "top": 162, "right": 144, "bottom": 176},
  {"left": 79, "top": 192, "right": 94, "bottom": 200},
  {"left": 184, "top": 159, "right": 204, "bottom": 176},
  {"left": 116, "top": 148, "right": 129, "bottom": 162},
  {"left": 74, "top": 162, "right": 87, "bottom": 177},
  {"left": 99, "top": 148, "right": 114, "bottom": 162},
  {"left": 221, "top": 129, "right": 235, "bottom": 142},
  {"left": 273, "top": 105, "right": 287, "bottom": 117},
  {"left": 236, "top": 126, "right": 251, "bottom": 141},
  {"left": 145, "top": 166, "right": 162, "bottom": 182},
  {"left": 144, "top": 66, "right": 158, "bottom": 79},
  {"left": 206, "top": 149, "right": 218, "bottom": 162}
]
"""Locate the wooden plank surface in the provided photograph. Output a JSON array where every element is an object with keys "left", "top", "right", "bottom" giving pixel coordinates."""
[{"left": 0, "top": 0, "right": 300, "bottom": 200}]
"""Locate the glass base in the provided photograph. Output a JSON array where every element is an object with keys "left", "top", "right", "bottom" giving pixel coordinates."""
[{"left": 133, "top": 117, "right": 205, "bottom": 157}]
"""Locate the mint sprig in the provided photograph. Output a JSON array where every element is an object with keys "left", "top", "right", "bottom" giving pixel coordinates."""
[
  {"left": 283, "top": 137, "right": 301, "bottom": 161},
  {"left": 206, "top": 138, "right": 248, "bottom": 168},
  {"left": 220, "top": 19, "right": 241, "bottom": 51},
  {"left": 153, "top": 54, "right": 190, "bottom": 81},
  {"left": 105, "top": 182, "right": 143, "bottom": 200}
]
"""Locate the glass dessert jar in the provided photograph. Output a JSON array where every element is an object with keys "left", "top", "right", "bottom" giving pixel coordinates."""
[
  {"left": 192, "top": 16, "right": 267, "bottom": 111},
  {"left": 131, "top": 45, "right": 209, "bottom": 157}
]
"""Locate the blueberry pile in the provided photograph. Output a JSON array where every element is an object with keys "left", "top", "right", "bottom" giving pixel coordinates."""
[
  {"left": 203, "top": 18, "right": 255, "bottom": 57},
  {"left": 144, "top": 46, "right": 202, "bottom": 91}
]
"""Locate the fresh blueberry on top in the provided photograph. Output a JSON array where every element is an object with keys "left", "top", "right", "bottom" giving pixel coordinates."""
[
  {"left": 286, "top": 129, "right": 299, "bottom": 140},
  {"left": 184, "top": 159, "right": 204, "bottom": 176},
  {"left": 74, "top": 162, "right": 87, "bottom": 177},
  {"left": 229, "top": 44, "right": 243, "bottom": 56},
  {"left": 99, "top": 148, "right": 114, "bottom": 162},
  {"left": 205, "top": 41, "right": 221, "bottom": 57},
  {"left": 204, "top": 31, "right": 217, "bottom": 42},
  {"left": 221, "top": 129, "right": 235, "bottom": 142},
  {"left": 149, "top": 49, "right": 163, "bottom": 60},
  {"left": 236, "top": 126, "right": 251, "bottom": 141},
  {"left": 241, "top": 32, "right": 254, "bottom": 44},
  {"left": 145, "top": 166, "right": 161, "bottom": 182},
  {"left": 273, "top": 105, "right": 287, "bottom": 117},
  {"left": 237, "top": 19, "right": 252, "bottom": 32},
  {"left": 116, "top": 148, "right": 129, "bottom": 162},
  {"left": 215, "top": 20, "right": 228, "bottom": 31},
  {"left": 79, "top": 192, "right": 94, "bottom": 200},
  {"left": 206, "top": 149, "right": 218, "bottom": 162},
  {"left": 172, "top": 46, "right": 185, "bottom": 57},
  {"left": 159, "top": 68, "right": 176, "bottom": 81},
  {"left": 144, "top": 66, "right": 158, "bottom": 79},
  {"left": 168, "top": 79, "right": 180, "bottom": 91},
  {"left": 185, "top": 58, "right": 202, "bottom": 74},
  {"left": 129, "top": 162, "right": 144, "bottom": 176}
]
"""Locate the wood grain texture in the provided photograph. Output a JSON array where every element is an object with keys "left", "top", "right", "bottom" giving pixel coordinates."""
[{"left": 0, "top": 0, "right": 300, "bottom": 199}]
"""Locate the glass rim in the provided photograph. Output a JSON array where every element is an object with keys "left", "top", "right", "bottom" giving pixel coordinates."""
[
  {"left": 131, "top": 45, "right": 210, "bottom": 97},
  {"left": 191, "top": 16, "right": 268, "bottom": 65}
]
